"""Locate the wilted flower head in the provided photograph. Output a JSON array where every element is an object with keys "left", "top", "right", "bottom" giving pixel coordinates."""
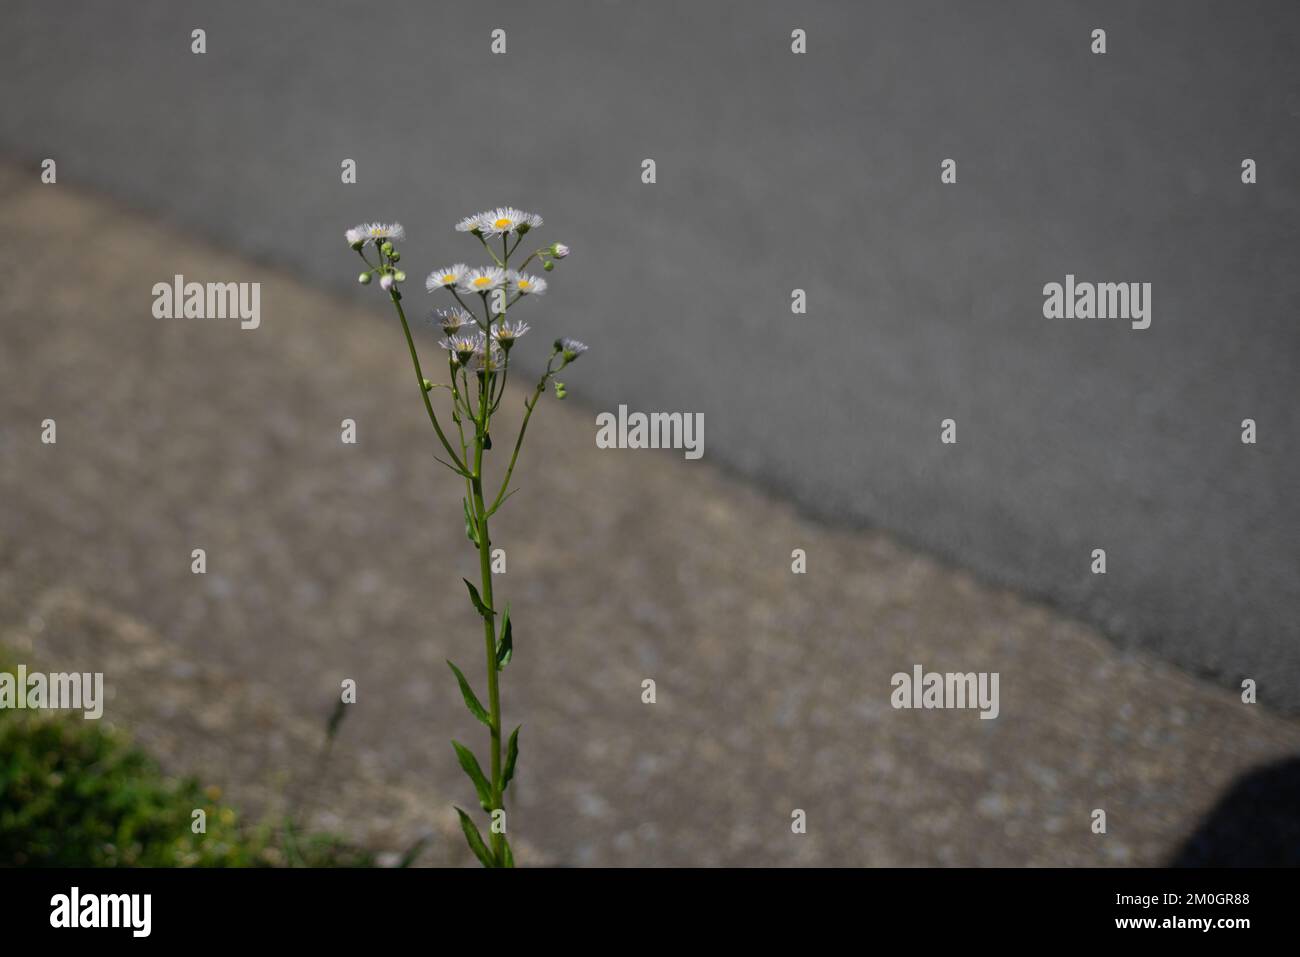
[
  {"left": 435, "top": 306, "right": 474, "bottom": 336},
  {"left": 461, "top": 207, "right": 543, "bottom": 238},
  {"left": 426, "top": 263, "right": 469, "bottom": 290},
  {"left": 475, "top": 341, "right": 507, "bottom": 373},
  {"left": 458, "top": 266, "right": 507, "bottom": 295},
  {"left": 507, "top": 270, "right": 547, "bottom": 296},
  {"left": 346, "top": 222, "right": 405, "bottom": 246}
]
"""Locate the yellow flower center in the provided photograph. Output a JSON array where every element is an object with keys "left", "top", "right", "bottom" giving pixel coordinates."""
[
  {"left": 473, "top": 276, "right": 493, "bottom": 288},
  {"left": 442, "top": 273, "right": 456, "bottom": 283},
  {"left": 493, "top": 218, "right": 513, "bottom": 229},
  {"left": 517, "top": 280, "right": 531, "bottom": 290}
]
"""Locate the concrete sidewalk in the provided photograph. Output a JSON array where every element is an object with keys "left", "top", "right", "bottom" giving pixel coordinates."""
[
  {"left": 1, "top": 167, "right": 1297, "bottom": 865},
  {"left": 3, "top": 0, "right": 1297, "bottom": 708}
]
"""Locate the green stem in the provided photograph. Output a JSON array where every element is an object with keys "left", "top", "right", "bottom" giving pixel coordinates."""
[
  {"left": 488, "top": 358, "right": 556, "bottom": 516},
  {"left": 470, "top": 370, "right": 506, "bottom": 866},
  {"left": 390, "top": 291, "right": 469, "bottom": 474},
  {"left": 477, "top": 232, "right": 504, "bottom": 267}
]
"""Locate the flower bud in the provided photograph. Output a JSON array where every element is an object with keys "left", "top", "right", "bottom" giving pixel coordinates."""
[
  {"left": 380, "top": 274, "right": 395, "bottom": 291},
  {"left": 390, "top": 251, "right": 401, "bottom": 262},
  {"left": 394, "top": 270, "right": 407, "bottom": 283},
  {"left": 380, "top": 241, "right": 395, "bottom": 256},
  {"left": 543, "top": 261, "right": 554, "bottom": 272},
  {"left": 552, "top": 243, "right": 570, "bottom": 259},
  {"left": 358, "top": 272, "right": 372, "bottom": 285}
]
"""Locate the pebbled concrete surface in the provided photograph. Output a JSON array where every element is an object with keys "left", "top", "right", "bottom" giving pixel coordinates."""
[
  {"left": 0, "top": 0, "right": 1296, "bottom": 707},
  {"left": 1, "top": 168, "right": 1298, "bottom": 865}
]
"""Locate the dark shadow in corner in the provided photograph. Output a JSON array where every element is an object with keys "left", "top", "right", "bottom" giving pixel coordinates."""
[{"left": 1170, "top": 756, "right": 1300, "bottom": 867}]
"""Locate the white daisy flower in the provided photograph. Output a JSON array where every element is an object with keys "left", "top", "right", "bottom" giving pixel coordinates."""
[
  {"left": 559, "top": 337, "right": 588, "bottom": 360},
  {"left": 346, "top": 222, "right": 405, "bottom": 246},
  {"left": 439, "top": 332, "right": 481, "bottom": 363},
  {"left": 507, "top": 270, "right": 547, "bottom": 296},
  {"left": 491, "top": 319, "right": 531, "bottom": 349},
  {"left": 434, "top": 306, "right": 474, "bottom": 336},
  {"left": 473, "top": 207, "right": 543, "bottom": 238},
  {"left": 426, "top": 263, "right": 469, "bottom": 290},
  {"left": 455, "top": 214, "right": 481, "bottom": 234},
  {"left": 458, "top": 266, "right": 507, "bottom": 295}
]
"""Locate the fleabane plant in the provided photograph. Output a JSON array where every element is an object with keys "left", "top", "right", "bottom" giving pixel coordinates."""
[{"left": 345, "top": 209, "right": 585, "bottom": 868}]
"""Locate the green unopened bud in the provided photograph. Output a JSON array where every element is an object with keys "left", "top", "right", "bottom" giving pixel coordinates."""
[
  {"left": 394, "top": 270, "right": 407, "bottom": 283},
  {"left": 380, "top": 241, "right": 394, "bottom": 255},
  {"left": 543, "top": 260, "right": 554, "bottom": 272},
  {"left": 389, "top": 250, "right": 401, "bottom": 262},
  {"left": 554, "top": 381, "right": 567, "bottom": 400},
  {"left": 358, "top": 272, "right": 372, "bottom": 285}
]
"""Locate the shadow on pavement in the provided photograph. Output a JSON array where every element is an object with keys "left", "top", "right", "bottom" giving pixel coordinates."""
[{"left": 1171, "top": 756, "right": 1300, "bottom": 867}]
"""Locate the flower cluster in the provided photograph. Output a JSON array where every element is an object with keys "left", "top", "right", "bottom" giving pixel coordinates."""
[{"left": 343, "top": 207, "right": 587, "bottom": 869}]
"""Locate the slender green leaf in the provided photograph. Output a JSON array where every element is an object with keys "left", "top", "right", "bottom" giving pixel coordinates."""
[
  {"left": 495, "top": 605, "right": 513, "bottom": 670},
  {"left": 463, "top": 498, "right": 479, "bottom": 547},
  {"left": 462, "top": 578, "right": 494, "bottom": 618},
  {"left": 454, "top": 807, "right": 495, "bottom": 868},
  {"left": 452, "top": 740, "right": 493, "bottom": 811},
  {"left": 446, "top": 660, "right": 490, "bottom": 727},
  {"left": 502, "top": 725, "right": 521, "bottom": 790},
  {"left": 325, "top": 697, "right": 348, "bottom": 741},
  {"left": 396, "top": 834, "right": 430, "bottom": 868}
]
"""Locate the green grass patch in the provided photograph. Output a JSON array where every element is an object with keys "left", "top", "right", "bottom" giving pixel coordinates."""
[{"left": 0, "top": 663, "right": 372, "bottom": 867}]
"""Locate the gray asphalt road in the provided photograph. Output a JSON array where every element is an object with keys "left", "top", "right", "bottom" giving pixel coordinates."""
[{"left": 2, "top": 1, "right": 1297, "bottom": 704}]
